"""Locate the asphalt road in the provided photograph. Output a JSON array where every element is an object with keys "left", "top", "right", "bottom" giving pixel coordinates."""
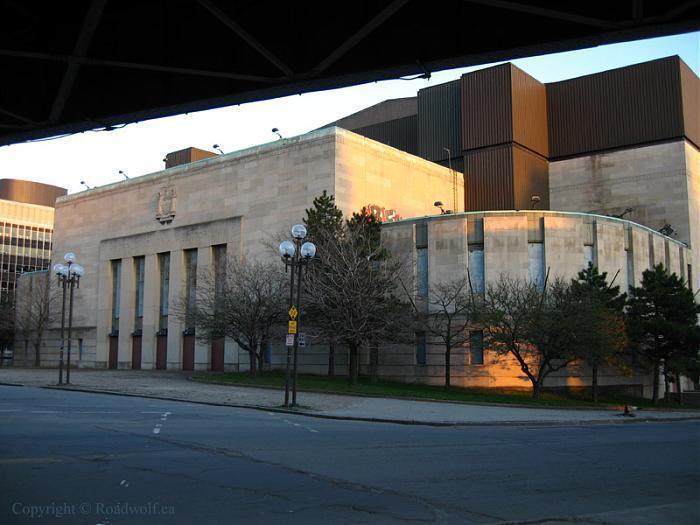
[{"left": 1, "top": 386, "right": 698, "bottom": 525}]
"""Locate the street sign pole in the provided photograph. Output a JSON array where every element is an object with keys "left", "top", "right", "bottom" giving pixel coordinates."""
[
  {"left": 292, "top": 261, "right": 303, "bottom": 407},
  {"left": 284, "top": 263, "right": 296, "bottom": 407}
]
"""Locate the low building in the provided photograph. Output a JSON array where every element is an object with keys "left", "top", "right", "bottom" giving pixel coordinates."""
[
  {"left": 377, "top": 210, "right": 690, "bottom": 397},
  {"left": 18, "top": 127, "right": 462, "bottom": 370}
]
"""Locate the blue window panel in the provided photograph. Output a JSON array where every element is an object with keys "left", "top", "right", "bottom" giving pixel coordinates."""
[
  {"left": 468, "top": 245, "right": 485, "bottom": 293},
  {"left": 416, "top": 332, "right": 426, "bottom": 366},
  {"left": 528, "top": 243, "right": 545, "bottom": 289},
  {"left": 470, "top": 331, "right": 484, "bottom": 365},
  {"left": 417, "top": 248, "right": 429, "bottom": 298}
]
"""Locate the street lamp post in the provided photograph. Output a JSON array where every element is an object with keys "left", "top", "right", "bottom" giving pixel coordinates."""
[
  {"left": 53, "top": 253, "right": 84, "bottom": 385},
  {"left": 279, "top": 224, "right": 316, "bottom": 407}
]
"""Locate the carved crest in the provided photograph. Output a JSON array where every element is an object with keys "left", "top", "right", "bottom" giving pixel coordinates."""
[
  {"left": 367, "top": 203, "right": 401, "bottom": 222},
  {"left": 156, "top": 186, "right": 177, "bottom": 224}
]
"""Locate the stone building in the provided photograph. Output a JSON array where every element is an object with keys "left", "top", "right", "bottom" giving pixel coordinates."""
[
  {"left": 326, "top": 56, "right": 700, "bottom": 290},
  {"left": 12, "top": 57, "right": 699, "bottom": 397},
  {"left": 15, "top": 127, "right": 462, "bottom": 370},
  {"left": 379, "top": 211, "right": 690, "bottom": 396}
]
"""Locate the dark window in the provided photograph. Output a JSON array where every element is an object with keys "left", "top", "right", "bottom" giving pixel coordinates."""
[
  {"left": 416, "top": 332, "right": 426, "bottom": 366},
  {"left": 158, "top": 252, "right": 170, "bottom": 331},
  {"left": 213, "top": 244, "right": 227, "bottom": 302},
  {"left": 415, "top": 222, "right": 428, "bottom": 248},
  {"left": 184, "top": 249, "right": 197, "bottom": 330},
  {"left": 470, "top": 330, "right": 484, "bottom": 365},
  {"left": 134, "top": 256, "right": 145, "bottom": 331},
  {"left": 111, "top": 259, "right": 122, "bottom": 332}
]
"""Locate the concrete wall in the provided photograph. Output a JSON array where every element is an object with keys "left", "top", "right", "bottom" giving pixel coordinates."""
[
  {"left": 685, "top": 142, "right": 700, "bottom": 289},
  {"left": 377, "top": 211, "right": 686, "bottom": 392},
  {"left": 595, "top": 220, "right": 626, "bottom": 288},
  {"left": 549, "top": 139, "right": 699, "bottom": 289},
  {"left": 483, "top": 215, "right": 529, "bottom": 282},
  {"left": 334, "top": 129, "right": 463, "bottom": 220},
  {"left": 543, "top": 215, "right": 583, "bottom": 280}
]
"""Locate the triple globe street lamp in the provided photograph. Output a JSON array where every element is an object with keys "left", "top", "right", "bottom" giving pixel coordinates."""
[
  {"left": 53, "top": 252, "right": 84, "bottom": 385},
  {"left": 279, "top": 224, "right": 316, "bottom": 407}
]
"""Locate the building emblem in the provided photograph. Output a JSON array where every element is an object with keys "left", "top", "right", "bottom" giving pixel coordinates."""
[
  {"left": 367, "top": 203, "right": 401, "bottom": 222},
  {"left": 156, "top": 186, "right": 177, "bottom": 224}
]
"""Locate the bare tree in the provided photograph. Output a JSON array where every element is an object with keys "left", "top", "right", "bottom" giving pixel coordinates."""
[
  {"left": 305, "top": 225, "right": 411, "bottom": 384},
  {"left": 473, "top": 275, "right": 580, "bottom": 399},
  {"left": 0, "top": 296, "right": 15, "bottom": 366},
  {"left": 406, "top": 277, "right": 474, "bottom": 388},
  {"left": 14, "top": 271, "right": 58, "bottom": 367},
  {"left": 176, "top": 257, "right": 287, "bottom": 376}
]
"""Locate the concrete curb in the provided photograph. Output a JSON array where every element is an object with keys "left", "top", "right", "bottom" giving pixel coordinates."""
[
  {"left": 186, "top": 376, "right": 622, "bottom": 411},
  {"left": 37, "top": 384, "right": 700, "bottom": 428},
  {"left": 187, "top": 376, "right": 700, "bottom": 413}
]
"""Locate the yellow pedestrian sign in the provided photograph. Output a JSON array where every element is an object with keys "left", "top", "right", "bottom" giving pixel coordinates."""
[
  {"left": 288, "top": 320, "right": 297, "bottom": 334},
  {"left": 288, "top": 306, "right": 298, "bottom": 320}
]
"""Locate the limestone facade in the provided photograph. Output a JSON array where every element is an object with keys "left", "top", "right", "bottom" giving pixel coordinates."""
[
  {"left": 378, "top": 211, "right": 690, "bottom": 396},
  {"left": 549, "top": 139, "right": 699, "bottom": 290},
  {"left": 15, "top": 127, "right": 461, "bottom": 370}
]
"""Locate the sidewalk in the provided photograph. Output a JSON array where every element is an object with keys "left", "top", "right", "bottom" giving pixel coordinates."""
[{"left": 1, "top": 367, "right": 698, "bottom": 426}]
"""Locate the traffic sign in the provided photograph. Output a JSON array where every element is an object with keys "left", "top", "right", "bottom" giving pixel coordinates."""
[
  {"left": 288, "top": 320, "right": 297, "bottom": 334},
  {"left": 288, "top": 305, "right": 298, "bottom": 320},
  {"left": 298, "top": 333, "right": 305, "bottom": 348},
  {"left": 285, "top": 334, "right": 295, "bottom": 346}
]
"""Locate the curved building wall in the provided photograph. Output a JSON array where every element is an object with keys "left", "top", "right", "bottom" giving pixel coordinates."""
[{"left": 380, "top": 210, "right": 691, "bottom": 396}]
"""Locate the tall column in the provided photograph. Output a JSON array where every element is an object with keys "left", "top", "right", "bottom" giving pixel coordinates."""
[
  {"left": 117, "top": 257, "right": 134, "bottom": 369},
  {"left": 141, "top": 254, "right": 158, "bottom": 369},
  {"left": 94, "top": 259, "right": 112, "bottom": 368},
  {"left": 194, "top": 246, "right": 211, "bottom": 371},
  {"left": 167, "top": 249, "right": 184, "bottom": 370}
]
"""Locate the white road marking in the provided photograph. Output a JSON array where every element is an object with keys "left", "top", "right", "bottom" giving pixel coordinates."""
[
  {"left": 151, "top": 411, "right": 170, "bottom": 436},
  {"left": 279, "top": 416, "right": 320, "bottom": 434},
  {"left": 76, "top": 411, "right": 120, "bottom": 414},
  {"left": 31, "top": 410, "right": 61, "bottom": 413},
  {"left": 0, "top": 409, "right": 20, "bottom": 412}
]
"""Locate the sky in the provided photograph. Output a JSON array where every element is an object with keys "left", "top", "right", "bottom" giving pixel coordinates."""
[{"left": 0, "top": 31, "right": 698, "bottom": 196}]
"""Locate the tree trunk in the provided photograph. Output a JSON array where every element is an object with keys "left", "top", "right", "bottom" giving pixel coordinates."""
[
  {"left": 591, "top": 365, "right": 599, "bottom": 404},
  {"left": 34, "top": 342, "right": 41, "bottom": 368},
  {"left": 369, "top": 341, "right": 379, "bottom": 384},
  {"left": 532, "top": 380, "right": 542, "bottom": 400},
  {"left": 444, "top": 345, "right": 451, "bottom": 389},
  {"left": 349, "top": 343, "right": 359, "bottom": 385},
  {"left": 257, "top": 340, "right": 264, "bottom": 374},
  {"left": 663, "top": 364, "right": 670, "bottom": 403},
  {"left": 677, "top": 371, "right": 684, "bottom": 405},
  {"left": 327, "top": 339, "right": 335, "bottom": 378},
  {"left": 248, "top": 351, "right": 257, "bottom": 377},
  {"left": 652, "top": 362, "right": 660, "bottom": 405}
]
